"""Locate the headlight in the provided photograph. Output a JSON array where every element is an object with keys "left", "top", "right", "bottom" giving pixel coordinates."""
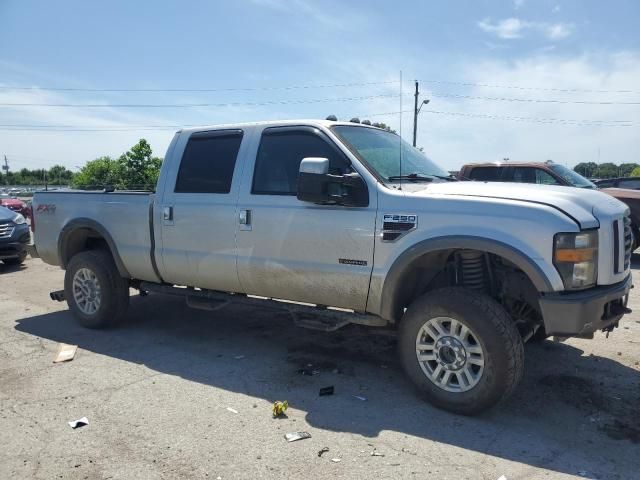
[
  {"left": 12, "top": 213, "right": 26, "bottom": 225},
  {"left": 554, "top": 231, "right": 598, "bottom": 290}
]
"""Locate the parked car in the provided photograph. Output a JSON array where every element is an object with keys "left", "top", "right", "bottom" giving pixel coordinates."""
[
  {"left": 0, "top": 196, "right": 30, "bottom": 221},
  {"left": 458, "top": 161, "right": 640, "bottom": 249},
  {"left": 594, "top": 177, "right": 640, "bottom": 190},
  {"left": 0, "top": 205, "right": 30, "bottom": 265},
  {"left": 32, "top": 120, "right": 632, "bottom": 415}
]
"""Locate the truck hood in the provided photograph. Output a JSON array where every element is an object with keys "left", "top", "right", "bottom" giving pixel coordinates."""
[
  {"left": 405, "top": 181, "right": 628, "bottom": 229},
  {"left": 0, "top": 205, "right": 19, "bottom": 221}
]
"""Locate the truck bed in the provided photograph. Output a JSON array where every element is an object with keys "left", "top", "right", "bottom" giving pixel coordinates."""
[{"left": 32, "top": 190, "right": 160, "bottom": 282}]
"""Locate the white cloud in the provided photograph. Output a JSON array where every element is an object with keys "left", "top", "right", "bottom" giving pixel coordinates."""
[
  {"left": 478, "top": 17, "right": 574, "bottom": 41},
  {"left": 478, "top": 18, "right": 527, "bottom": 39},
  {"left": 415, "top": 53, "right": 640, "bottom": 171},
  {"left": 545, "top": 23, "right": 572, "bottom": 40}
]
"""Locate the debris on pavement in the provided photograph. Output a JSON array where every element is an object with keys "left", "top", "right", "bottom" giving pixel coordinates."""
[
  {"left": 272, "top": 400, "right": 289, "bottom": 418},
  {"left": 53, "top": 343, "right": 77, "bottom": 363},
  {"left": 497, "top": 476, "right": 508, "bottom": 480},
  {"left": 352, "top": 395, "right": 367, "bottom": 401},
  {"left": 370, "top": 449, "right": 385, "bottom": 457},
  {"left": 297, "top": 366, "right": 320, "bottom": 376},
  {"left": 331, "top": 458, "right": 341, "bottom": 463},
  {"left": 234, "top": 355, "right": 245, "bottom": 360},
  {"left": 226, "top": 407, "right": 238, "bottom": 414},
  {"left": 317, "top": 447, "right": 330, "bottom": 457},
  {"left": 319, "top": 386, "right": 334, "bottom": 396},
  {"left": 68, "top": 417, "right": 88, "bottom": 429},
  {"left": 284, "top": 431, "right": 311, "bottom": 442}
]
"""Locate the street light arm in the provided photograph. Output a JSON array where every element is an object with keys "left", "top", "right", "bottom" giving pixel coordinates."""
[{"left": 417, "top": 99, "right": 430, "bottom": 114}]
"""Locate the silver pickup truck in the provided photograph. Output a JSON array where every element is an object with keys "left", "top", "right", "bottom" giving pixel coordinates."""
[{"left": 32, "top": 119, "right": 632, "bottom": 415}]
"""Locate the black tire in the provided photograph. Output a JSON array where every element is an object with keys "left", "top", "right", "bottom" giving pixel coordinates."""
[
  {"left": 64, "top": 249, "right": 129, "bottom": 329},
  {"left": 3, "top": 253, "right": 27, "bottom": 265},
  {"left": 398, "top": 287, "right": 524, "bottom": 415}
]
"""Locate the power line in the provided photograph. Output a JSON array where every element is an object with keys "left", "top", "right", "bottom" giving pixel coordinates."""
[
  {"left": 416, "top": 79, "right": 640, "bottom": 95},
  {"left": 421, "top": 109, "right": 636, "bottom": 126},
  {"left": 0, "top": 80, "right": 399, "bottom": 93},
  {"left": 0, "top": 109, "right": 634, "bottom": 131},
  {"left": 429, "top": 92, "right": 640, "bottom": 105},
  {"left": 0, "top": 93, "right": 400, "bottom": 108}
]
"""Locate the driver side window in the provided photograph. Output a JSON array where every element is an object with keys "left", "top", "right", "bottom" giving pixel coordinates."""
[{"left": 252, "top": 129, "right": 350, "bottom": 195}]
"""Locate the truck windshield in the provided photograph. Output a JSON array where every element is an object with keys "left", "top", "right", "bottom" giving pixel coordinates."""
[
  {"left": 332, "top": 125, "right": 451, "bottom": 183},
  {"left": 548, "top": 164, "right": 596, "bottom": 189}
]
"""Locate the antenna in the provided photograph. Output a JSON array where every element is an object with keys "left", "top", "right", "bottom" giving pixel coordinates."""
[{"left": 399, "top": 70, "right": 403, "bottom": 190}]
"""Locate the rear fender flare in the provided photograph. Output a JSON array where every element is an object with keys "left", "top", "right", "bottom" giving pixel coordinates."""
[{"left": 58, "top": 218, "right": 130, "bottom": 278}]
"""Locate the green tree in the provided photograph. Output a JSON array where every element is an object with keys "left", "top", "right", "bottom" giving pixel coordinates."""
[
  {"left": 72, "top": 156, "right": 121, "bottom": 189},
  {"left": 116, "top": 139, "right": 162, "bottom": 190},
  {"left": 71, "top": 139, "right": 162, "bottom": 190},
  {"left": 630, "top": 166, "right": 640, "bottom": 177},
  {"left": 594, "top": 162, "right": 619, "bottom": 178},
  {"left": 573, "top": 162, "right": 598, "bottom": 178},
  {"left": 619, "top": 163, "right": 639, "bottom": 177}
]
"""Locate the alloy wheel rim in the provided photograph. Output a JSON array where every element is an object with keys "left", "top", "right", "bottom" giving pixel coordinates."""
[
  {"left": 72, "top": 267, "right": 102, "bottom": 315},
  {"left": 415, "top": 316, "right": 485, "bottom": 392}
]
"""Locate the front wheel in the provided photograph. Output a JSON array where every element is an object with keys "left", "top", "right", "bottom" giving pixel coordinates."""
[
  {"left": 64, "top": 250, "right": 130, "bottom": 328},
  {"left": 398, "top": 287, "right": 524, "bottom": 415}
]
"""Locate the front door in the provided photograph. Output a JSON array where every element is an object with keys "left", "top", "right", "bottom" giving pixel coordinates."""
[{"left": 236, "top": 126, "right": 377, "bottom": 311}]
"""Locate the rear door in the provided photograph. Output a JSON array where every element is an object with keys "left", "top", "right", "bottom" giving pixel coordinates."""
[
  {"left": 235, "top": 126, "right": 377, "bottom": 310},
  {"left": 157, "top": 129, "right": 248, "bottom": 291}
]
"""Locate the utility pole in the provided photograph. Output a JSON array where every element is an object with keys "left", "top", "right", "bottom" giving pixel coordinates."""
[
  {"left": 413, "top": 81, "right": 419, "bottom": 147},
  {"left": 412, "top": 81, "right": 430, "bottom": 148},
  {"left": 2, "top": 155, "right": 9, "bottom": 185}
]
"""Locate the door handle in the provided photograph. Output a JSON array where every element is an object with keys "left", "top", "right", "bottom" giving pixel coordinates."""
[
  {"left": 239, "top": 209, "right": 252, "bottom": 230},
  {"left": 163, "top": 206, "right": 174, "bottom": 221}
]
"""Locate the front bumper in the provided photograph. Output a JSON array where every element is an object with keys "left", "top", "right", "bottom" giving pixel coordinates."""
[
  {"left": 539, "top": 274, "right": 632, "bottom": 337},
  {"left": 0, "top": 224, "right": 30, "bottom": 260}
]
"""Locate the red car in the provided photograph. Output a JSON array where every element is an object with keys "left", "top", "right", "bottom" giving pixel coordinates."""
[{"left": 0, "top": 197, "right": 30, "bottom": 221}]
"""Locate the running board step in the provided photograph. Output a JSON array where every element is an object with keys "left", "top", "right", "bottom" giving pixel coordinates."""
[
  {"left": 290, "top": 310, "right": 352, "bottom": 332},
  {"left": 138, "top": 281, "right": 387, "bottom": 330}
]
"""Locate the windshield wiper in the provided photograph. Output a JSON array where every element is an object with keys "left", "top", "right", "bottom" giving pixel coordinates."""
[
  {"left": 430, "top": 174, "right": 459, "bottom": 182},
  {"left": 387, "top": 173, "right": 457, "bottom": 182},
  {"left": 387, "top": 173, "right": 433, "bottom": 182}
]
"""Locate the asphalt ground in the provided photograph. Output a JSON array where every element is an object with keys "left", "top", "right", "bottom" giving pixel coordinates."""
[{"left": 1, "top": 258, "right": 639, "bottom": 479}]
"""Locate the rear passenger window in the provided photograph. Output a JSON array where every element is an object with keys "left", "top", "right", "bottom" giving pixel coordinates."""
[
  {"left": 511, "top": 167, "right": 537, "bottom": 183},
  {"left": 468, "top": 167, "right": 502, "bottom": 181},
  {"left": 174, "top": 130, "right": 243, "bottom": 193},
  {"left": 252, "top": 129, "right": 349, "bottom": 195}
]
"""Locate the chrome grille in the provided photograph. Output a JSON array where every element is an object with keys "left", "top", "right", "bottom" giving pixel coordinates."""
[
  {"left": 0, "top": 221, "right": 14, "bottom": 239},
  {"left": 623, "top": 215, "right": 632, "bottom": 271}
]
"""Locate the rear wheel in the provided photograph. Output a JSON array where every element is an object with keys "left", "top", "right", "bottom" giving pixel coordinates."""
[
  {"left": 398, "top": 287, "right": 524, "bottom": 415},
  {"left": 64, "top": 250, "right": 129, "bottom": 328}
]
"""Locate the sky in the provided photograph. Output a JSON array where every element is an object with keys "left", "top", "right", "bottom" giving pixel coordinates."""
[{"left": 0, "top": 0, "right": 639, "bottom": 172}]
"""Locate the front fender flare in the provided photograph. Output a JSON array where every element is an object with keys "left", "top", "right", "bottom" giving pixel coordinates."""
[{"left": 376, "top": 235, "right": 555, "bottom": 322}]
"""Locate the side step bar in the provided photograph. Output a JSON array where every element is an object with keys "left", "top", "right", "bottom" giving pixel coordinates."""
[{"left": 138, "top": 281, "right": 387, "bottom": 332}]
